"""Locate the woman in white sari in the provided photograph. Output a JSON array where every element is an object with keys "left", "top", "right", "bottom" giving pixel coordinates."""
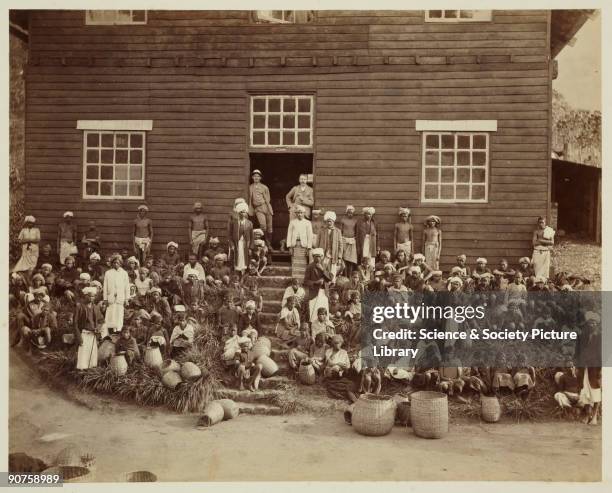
[{"left": 103, "top": 253, "right": 131, "bottom": 334}]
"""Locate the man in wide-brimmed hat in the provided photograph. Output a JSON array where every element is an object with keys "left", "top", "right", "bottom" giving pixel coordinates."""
[{"left": 248, "top": 169, "right": 273, "bottom": 237}]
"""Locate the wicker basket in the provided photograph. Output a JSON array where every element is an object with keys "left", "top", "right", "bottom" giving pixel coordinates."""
[
  {"left": 481, "top": 395, "right": 501, "bottom": 423},
  {"left": 351, "top": 394, "right": 397, "bottom": 437},
  {"left": 199, "top": 401, "right": 225, "bottom": 427},
  {"left": 54, "top": 445, "right": 83, "bottom": 467},
  {"left": 180, "top": 362, "right": 202, "bottom": 381},
  {"left": 161, "top": 370, "right": 183, "bottom": 389},
  {"left": 216, "top": 399, "right": 240, "bottom": 420},
  {"left": 144, "top": 347, "right": 163, "bottom": 370},
  {"left": 298, "top": 361, "right": 316, "bottom": 385},
  {"left": 125, "top": 470, "right": 157, "bottom": 482},
  {"left": 43, "top": 466, "right": 91, "bottom": 483},
  {"left": 256, "top": 355, "right": 279, "bottom": 378},
  {"left": 410, "top": 391, "right": 448, "bottom": 439},
  {"left": 251, "top": 337, "right": 272, "bottom": 359},
  {"left": 160, "top": 359, "right": 181, "bottom": 374},
  {"left": 110, "top": 354, "right": 128, "bottom": 376}
]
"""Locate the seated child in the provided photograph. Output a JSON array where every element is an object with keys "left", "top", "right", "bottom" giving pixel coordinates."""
[
  {"left": 309, "top": 332, "right": 328, "bottom": 374},
  {"left": 115, "top": 326, "right": 141, "bottom": 365},
  {"left": 238, "top": 300, "right": 261, "bottom": 342},
  {"left": 235, "top": 338, "right": 263, "bottom": 391},
  {"left": 276, "top": 296, "right": 300, "bottom": 342},
  {"left": 287, "top": 323, "right": 313, "bottom": 371},
  {"left": 323, "top": 334, "right": 350, "bottom": 379},
  {"left": 311, "top": 307, "right": 335, "bottom": 343},
  {"left": 250, "top": 239, "right": 268, "bottom": 276}
]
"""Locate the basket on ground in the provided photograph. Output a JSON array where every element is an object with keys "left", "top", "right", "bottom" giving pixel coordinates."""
[
  {"left": 251, "top": 337, "right": 272, "bottom": 359},
  {"left": 160, "top": 359, "right": 180, "bottom": 374},
  {"left": 481, "top": 395, "right": 501, "bottom": 423},
  {"left": 125, "top": 470, "right": 157, "bottom": 482},
  {"left": 144, "top": 347, "right": 163, "bottom": 370},
  {"left": 410, "top": 391, "right": 448, "bottom": 439},
  {"left": 351, "top": 394, "right": 397, "bottom": 436},
  {"left": 43, "top": 466, "right": 90, "bottom": 483},
  {"left": 216, "top": 399, "right": 240, "bottom": 420},
  {"left": 180, "top": 362, "right": 202, "bottom": 381},
  {"left": 110, "top": 354, "right": 128, "bottom": 376},
  {"left": 161, "top": 370, "right": 183, "bottom": 389},
  {"left": 256, "top": 355, "right": 279, "bottom": 377},
  {"left": 199, "top": 401, "right": 225, "bottom": 427},
  {"left": 298, "top": 361, "right": 316, "bottom": 385}
]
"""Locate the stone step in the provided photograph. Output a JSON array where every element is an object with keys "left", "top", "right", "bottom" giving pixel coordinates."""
[
  {"left": 259, "top": 375, "right": 293, "bottom": 390},
  {"left": 260, "top": 286, "right": 286, "bottom": 298},
  {"left": 262, "top": 265, "right": 292, "bottom": 276},
  {"left": 237, "top": 402, "right": 284, "bottom": 416},
  {"left": 262, "top": 299, "right": 282, "bottom": 312},
  {"left": 217, "top": 387, "right": 285, "bottom": 404},
  {"left": 257, "top": 275, "right": 294, "bottom": 289}
]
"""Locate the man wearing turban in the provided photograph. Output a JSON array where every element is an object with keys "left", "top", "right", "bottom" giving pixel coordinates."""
[
  {"left": 228, "top": 201, "right": 254, "bottom": 274},
  {"left": 356, "top": 207, "right": 377, "bottom": 269},
  {"left": 317, "top": 211, "right": 343, "bottom": 283}
]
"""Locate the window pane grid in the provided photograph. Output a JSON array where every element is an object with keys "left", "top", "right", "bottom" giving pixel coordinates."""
[
  {"left": 426, "top": 10, "right": 492, "bottom": 22},
  {"left": 422, "top": 132, "right": 488, "bottom": 203},
  {"left": 251, "top": 95, "right": 313, "bottom": 148},
  {"left": 83, "top": 130, "right": 145, "bottom": 199},
  {"left": 86, "top": 10, "right": 147, "bottom": 25}
]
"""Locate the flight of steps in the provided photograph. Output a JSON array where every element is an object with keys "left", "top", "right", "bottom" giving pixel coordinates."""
[{"left": 218, "top": 253, "right": 297, "bottom": 416}]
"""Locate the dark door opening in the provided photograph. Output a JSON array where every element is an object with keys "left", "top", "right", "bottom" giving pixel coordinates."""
[{"left": 249, "top": 153, "right": 313, "bottom": 248}]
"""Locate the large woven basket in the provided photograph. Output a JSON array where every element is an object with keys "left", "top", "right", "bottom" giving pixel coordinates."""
[
  {"left": 180, "top": 362, "right": 202, "bottom": 381},
  {"left": 481, "top": 395, "right": 501, "bottom": 423},
  {"left": 43, "top": 466, "right": 91, "bottom": 483},
  {"left": 216, "top": 399, "right": 240, "bottom": 420},
  {"left": 351, "top": 394, "right": 397, "bottom": 437},
  {"left": 251, "top": 337, "right": 272, "bottom": 359},
  {"left": 257, "top": 355, "right": 279, "bottom": 377},
  {"left": 410, "top": 391, "right": 448, "bottom": 439},
  {"left": 125, "top": 470, "right": 157, "bottom": 482}
]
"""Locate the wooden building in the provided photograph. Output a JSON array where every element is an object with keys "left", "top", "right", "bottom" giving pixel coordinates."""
[{"left": 21, "top": 9, "right": 593, "bottom": 268}]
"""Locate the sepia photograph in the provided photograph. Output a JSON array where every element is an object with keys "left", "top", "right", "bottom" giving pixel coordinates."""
[{"left": 6, "top": 3, "right": 605, "bottom": 486}]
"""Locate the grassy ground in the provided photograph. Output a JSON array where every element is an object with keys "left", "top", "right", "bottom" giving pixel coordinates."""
[{"left": 551, "top": 238, "right": 601, "bottom": 290}]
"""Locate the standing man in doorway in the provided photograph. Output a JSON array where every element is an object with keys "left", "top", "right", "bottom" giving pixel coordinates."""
[
  {"left": 286, "top": 173, "right": 314, "bottom": 220},
  {"left": 248, "top": 169, "right": 274, "bottom": 242}
]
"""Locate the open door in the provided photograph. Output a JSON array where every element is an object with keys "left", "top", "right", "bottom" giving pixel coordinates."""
[{"left": 249, "top": 153, "right": 313, "bottom": 248}]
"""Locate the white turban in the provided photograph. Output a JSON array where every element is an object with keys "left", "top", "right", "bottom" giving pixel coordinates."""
[
  {"left": 398, "top": 207, "right": 410, "bottom": 215},
  {"left": 346, "top": 205, "right": 355, "bottom": 212},
  {"left": 584, "top": 311, "right": 601, "bottom": 323},
  {"left": 24, "top": 216, "right": 36, "bottom": 224},
  {"left": 253, "top": 229, "right": 264, "bottom": 236},
  {"left": 448, "top": 276, "right": 463, "bottom": 287},
  {"left": 362, "top": 207, "right": 375, "bottom": 215},
  {"left": 311, "top": 248, "right": 324, "bottom": 257},
  {"left": 324, "top": 211, "right": 336, "bottom": 222},
  {"left": 167, "top": 242, "right": 179, "bottom": 250},
  {"left": 234, "top": 197, "right": 246, "bottom": 205},
  {"left": 209, "top": 237, "right": 220, "bottom": 243},
  {"left": 519, "top": 257, "right": 531, "bottom": 264},
  {"left": 82, "top": 287, "right": 97, "bottom": 296},
  {"left": 236, "top": 202, "right": 249, "bottom": 213},
  {"left": 476, "top": 257, "right": 487, "bottom": 264},
  {"left": 293, "top": 204, "right": 306, "bottom": 213},
  {"left": 245, "top": 300, "right": 257, "bottom": 310},
  {"left": 174, "top": 305, "right": 186, "bottom": 313},
  {"left": 63, "top": 211, "right": 74, "bottom": 218},
  {"left": 79, "top": 273, "right": 91, "bottom": 281},
  {"left": 413, "top": 253, "right": 425, "bottom": 261},
  {"left": 90, "top": 252, "right": 101, "bottom": 261}
]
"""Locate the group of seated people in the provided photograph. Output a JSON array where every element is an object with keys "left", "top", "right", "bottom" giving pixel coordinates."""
[{"left": 9, "top": 215, "right": 600, "bottom": 423}]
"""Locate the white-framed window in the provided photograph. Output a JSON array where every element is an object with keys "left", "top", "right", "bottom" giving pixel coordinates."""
[
  {"left": 250, "top": 95, "right": 314, "bottom": 148},
  {"left": 255, "top": 11, "right": 315, "bottom": 24},
  {"left": 85, "top": 10, "right": 147, "bottom": 25},
  {"left": 421, "top": 131, "right": 490, "bottom": 203},
  {"left": 425, "top": 10, "right": 492, "bottom": 22},
  {"left": 79, "top": 121, "right": 151, "bottom": 199}
]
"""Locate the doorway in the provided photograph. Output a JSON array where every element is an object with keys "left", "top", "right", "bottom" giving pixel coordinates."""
[{"left": 249, "top": 153, "right": 314, "bottom": 248}]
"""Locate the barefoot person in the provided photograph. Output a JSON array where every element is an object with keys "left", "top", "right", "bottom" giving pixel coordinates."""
[
  {"left": 532, "top": 216, "right": 555, "bottom": 280},
  {"left": 340, "top": 205, "right": 358, "bottom": 277},
  {"left": 394, "top": 207, "right": 413, "bottom": 257},
  {"left": 133, "top": 204, "right": 153, "bottom": 265},
  {"left": 423, "top": 215, "right": 442, "bottom": 271},
  {"left": 356, "top": 207, "right": 377, "bottom": 269},
  {"left": 229, "top": 202, "right": 254, "bottom": 276},
  {"left": 287, "top": 204, "right": 313, "bottom": 280},
  {"left": 317, "top": 211, "right": 343, "bottom": 284},
  {"left": 189, "top": 201, "right": 209, "bottom": 258},
  {"left": 57, "top": 211, "right": 78, "bottom": 266},
  {"left": 103, "top": 253, "right": 131, "bottom": 334},
  {"left": 74, "top": 287, "right": 104, "bottom": 370},
  {"left": 14, "top": 216, "right": 41, "bottom": 275}
]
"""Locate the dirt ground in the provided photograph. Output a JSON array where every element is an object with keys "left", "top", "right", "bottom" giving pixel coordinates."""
[{"left": 9, "top": 350, "right": 601, "bottom": 483}]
